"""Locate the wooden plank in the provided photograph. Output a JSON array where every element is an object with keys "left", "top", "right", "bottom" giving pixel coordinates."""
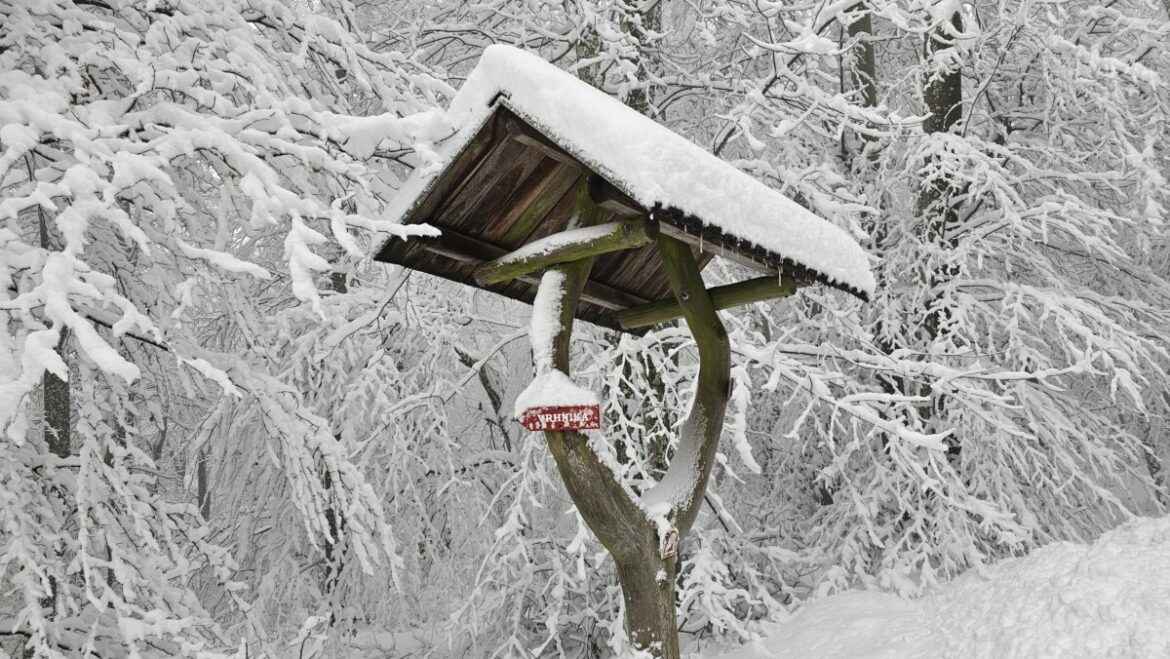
[
  {"left": 504, "top": 112, "right": 644, "bottom": 217},
  {"left": 373, "top": 114, "right": 502, "bottom": 264},
  {"left": 415, "top": 227, "right": 500, "bottom": 264},
  {"left": 616, "top": 275, "right": 799, "bottom": 330},
  {"left": 520, "top": 173, "right": 609, "bottom": 242},
  {"left": 577, "top": 302, "right": 611, "bottom": 329},
  {"left": 471, "top": 153, "right": 563, "bottom": 242},
  {"left": 492, "top": 163, "right": 581, "bottom": 247},
  {"left": 590, "top": 234, "right": 710, "bottom": 304},
  {"left": 474, "top": 218, "right": 658, "bottom": 286},
  {"left": 400, "top": 111, "right": 502, "bottom": 227},
  {"left": 433, "top": 137, "right": 546, "bottom": 234},
  {"left": 593, "top": 241, "right": 663, "bottom": 291},
  {"left": 605, "top": 243, "right": 684, "bottom": 303}
]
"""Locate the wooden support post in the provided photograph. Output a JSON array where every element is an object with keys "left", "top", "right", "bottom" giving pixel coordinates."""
[
  {"left": 609, "top": 234, "right": 731, "bottom": 659},
  {"left": 644, "top": 234, "right": 731, "bottom": 537},
  {"left": 523, "top": 222, "right": 732, "bottom": 659},
  {"left": 530, "top": 177, "right": 653, "bottom": 562},
  {"left": 473, "top": 217, "right": 657, "bottom": 286},
  {"left": 616, "top": 274, "right": 799, "bottom": 330}
]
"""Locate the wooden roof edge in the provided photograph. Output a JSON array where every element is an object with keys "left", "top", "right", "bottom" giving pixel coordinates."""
[
  {"left": 652, "top": 206, "right": 872, "bottom": 302},
  {"left": 374, "top": 101, "right": 870, "bottom": 303},
  {"left": 373, "top": 98, "right": 513, "bottom": 263},
  {"left": 486, "top": 106, "right": 871, "bottom": 300}
]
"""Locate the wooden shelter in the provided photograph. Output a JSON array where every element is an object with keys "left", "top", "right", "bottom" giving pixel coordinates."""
[
  {"left": 371, "top": 46, "right": 876, "bottom": 659},
  {"left": 374, "top": 52, "right": 872, "bottom": 333}
]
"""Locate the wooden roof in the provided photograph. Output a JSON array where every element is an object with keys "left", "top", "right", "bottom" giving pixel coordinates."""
[{"left": 374, "top": 104, "right": 829, "bottom": 333}]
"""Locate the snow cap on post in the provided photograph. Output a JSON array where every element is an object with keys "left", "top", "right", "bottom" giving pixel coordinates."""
[{"left": 514, "top": 270, "right": 601, "bottom": 432}]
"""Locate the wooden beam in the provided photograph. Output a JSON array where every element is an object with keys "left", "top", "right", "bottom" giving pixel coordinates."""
[
  {"left": 505, "top": 115, "right": 582, "bottom": 168},
  {"left": 416, "top": 227, "right": 500, "bottom": 264},
  {"left": 575, "top": 279, "right": 652, "bottom": 311},
  {"left": 474, "top": 217, "right": 657, "bottom": 286},
  {"left": 587, "top": 176, "right": 643, "bottom": 217},
  {"left": 616, "top": 274, "right": 799, "bottom": 330},
  {"left": 414, "top": 227, "right": 650, "bottom": 311},
  {"left": 656, "top": 223, "right": 777, "bottom": 275}
]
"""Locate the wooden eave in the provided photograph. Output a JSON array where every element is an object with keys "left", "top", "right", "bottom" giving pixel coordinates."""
[{"left": 374, "top": 102, "right": 842, "bottom": 333}]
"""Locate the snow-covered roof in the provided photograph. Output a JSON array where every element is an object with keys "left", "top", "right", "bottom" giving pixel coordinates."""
[{"left": 388, "top": 45, "right": 874, "bottom": 299}]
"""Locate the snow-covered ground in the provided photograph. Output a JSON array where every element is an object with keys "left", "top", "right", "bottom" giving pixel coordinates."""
[{"left": 702, "top": 516, "right": 1170, "bottom": 659}]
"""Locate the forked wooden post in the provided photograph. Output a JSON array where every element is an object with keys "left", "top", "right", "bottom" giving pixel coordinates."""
[{"left": 529, "top": 177, "right": 731, "bottom": 659}]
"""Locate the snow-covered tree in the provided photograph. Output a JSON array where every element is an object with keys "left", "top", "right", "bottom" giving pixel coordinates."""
[
  {"left": 710, "top": 0, "right": 1170, "bottom": 593},
  {"left": 0, "top": 0, "right": 451, "bottom": 654},
  {"left": 3, "top": 0, "right": 1168, "bottom": 656},
  {"left": 381, "top": 0, "right": 1170, "bottom": 653}
]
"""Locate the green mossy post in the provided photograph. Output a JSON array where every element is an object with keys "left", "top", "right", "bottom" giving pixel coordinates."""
[
  {"left": 648, "top": 234, "right": 732, "bottom": 538},
  {"left": 532, "top": 177, "right": 731, "bottom": 659}
]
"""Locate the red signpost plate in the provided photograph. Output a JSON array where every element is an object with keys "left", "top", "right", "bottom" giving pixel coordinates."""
[{"left": 519, "top": 405, "right": 601, "bottom": 431}]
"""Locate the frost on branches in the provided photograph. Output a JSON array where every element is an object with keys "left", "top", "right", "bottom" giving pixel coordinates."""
[
  {"left": 0, "top": 0, "right": 448, "bottom": 655},
  {"left": 2, "top": 0, "right": 1170, "bottom": 657},
  {"left": 382, "top": 0, "right": 1170, "bottom": 655}
]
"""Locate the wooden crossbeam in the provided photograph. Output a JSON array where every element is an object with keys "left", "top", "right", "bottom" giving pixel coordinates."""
[
  {"left": 616, "top": 275, "right": 799, "bottom": 329},
  {"left": 474, "top": 218, "right": 657, "bottom": 286},
  {"left": 415, "top": 227, "right": 651, "bottom": 311}
]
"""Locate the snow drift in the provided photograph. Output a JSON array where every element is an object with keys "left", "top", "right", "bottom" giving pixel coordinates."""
[{"left": 706, "top": 515, "right": 1170, "bottom": 658}]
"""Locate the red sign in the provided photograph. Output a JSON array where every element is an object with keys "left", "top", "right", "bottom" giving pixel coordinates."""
[{"left": 519, "top": 405, "right": 601, "bottom": 431}]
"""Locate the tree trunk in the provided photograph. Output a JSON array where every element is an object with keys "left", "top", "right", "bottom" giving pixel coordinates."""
[
  {"left": 31, "top": 206, "right": 70, "bottom": 659},
  {"left": 616, "top": 552, "right": 678, "bottom": 658},
  {"left": 196, "top": 448, "right": 211, "bottom": 520},
  {"left": 919, "top": 11, "right": 963, "bottom": 326},
  {"left": 625, "top": 1, "right": 663, "bottom": 117},
  {"left": 40, "top": 207, "right": 71, "bottom": 459},
  {"left": 917, "top": 10, "right": 964, "bottom": 459},
  {"left": 843, "top": 1, "right": 879, "bottom": 165},
  {"left": 42, "top": 330, "right": 71, "bottom": 459},
  {"left": 847, "top": 4, "right": 878, "bottom": 110},
  {"left": 323, "top": 264, "right": 348, "bottom": 599}
]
